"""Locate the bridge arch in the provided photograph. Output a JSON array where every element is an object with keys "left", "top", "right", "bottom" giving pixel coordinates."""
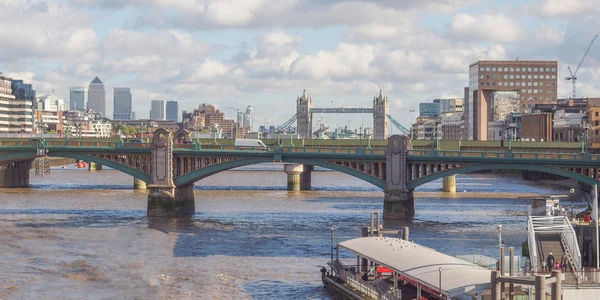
[
  {"left": 174, "top": 157, "right": 385, "bottom": 188},
  {"left": 47, "top": 151, "right": 152, "bottom": 183},
  {"left": 0, "top": 152, "right": 37, "bottom": 164},
  {"left": 406, "top": 163, "right": 599, "bottom": 190}
]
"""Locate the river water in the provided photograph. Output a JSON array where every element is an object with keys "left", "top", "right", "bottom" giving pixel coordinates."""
[{"left": 0, "top": 164, "right": 578, "bottom": 299}]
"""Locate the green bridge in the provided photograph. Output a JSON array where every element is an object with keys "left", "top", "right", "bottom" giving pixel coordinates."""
[{"left": 1, "top": 129, "right": 599, "bottom": 219}]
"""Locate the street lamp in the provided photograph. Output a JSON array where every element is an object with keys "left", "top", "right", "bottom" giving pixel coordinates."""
[
  {"left": 435, "top": 127, "right": 442, "bottom": 151},
  {"left": 569, "top": 188, "right": 575, "bottom": 220},
  {"left": 497, "top": 224, "right": 503, "bottom": 271}
]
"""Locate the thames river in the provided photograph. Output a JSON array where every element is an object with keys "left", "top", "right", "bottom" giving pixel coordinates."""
[{"left": 0, "top": 164, "right": 575, "bottom": 299}]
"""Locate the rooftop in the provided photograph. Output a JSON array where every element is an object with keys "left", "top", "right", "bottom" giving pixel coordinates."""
[{"left": 338, "top": 236, "right": 491, "bottom": 297}]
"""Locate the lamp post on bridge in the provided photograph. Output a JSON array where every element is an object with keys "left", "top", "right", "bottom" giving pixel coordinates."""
[{"left": 359, "top": 126, "right": 363, "bottom": 148}]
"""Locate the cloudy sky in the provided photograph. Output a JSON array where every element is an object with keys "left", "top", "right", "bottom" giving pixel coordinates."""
[{"left": 1, "top": 0, "right": 599, "bottom": 130}]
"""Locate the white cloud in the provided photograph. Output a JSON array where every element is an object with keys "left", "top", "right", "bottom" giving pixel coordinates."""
[
  {"left": 539, "top": 0, "right": 599, "bottom": 17},
  {"left": 289, "top": 44, "right": 375, "bottom": 80},
  {"left": 533, "top": 24, "right": 565, "bottom": 44},
  {"left": 449, "top": 13, "right": 524, "bottom": 43}
]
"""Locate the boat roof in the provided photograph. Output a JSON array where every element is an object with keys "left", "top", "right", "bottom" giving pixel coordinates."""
[{"left": 338, "top": 236, "right": 491, "bottom": 297}]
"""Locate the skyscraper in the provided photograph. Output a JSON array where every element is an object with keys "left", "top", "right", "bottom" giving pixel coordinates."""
[
  {"left": 150, "top": 100, "right": 166, "bottom": 120},
  {"left": 69, "top": 87, "right": 85, "bottom": 111},
  {"left": 88, "top": 77, "right": 106, "bottom": 116},
  {"left": 166, "top": 100, "right": 178, "bottom": 122},
  {"left": 113, "top": 87, "right": 132, "bottom": 120}
]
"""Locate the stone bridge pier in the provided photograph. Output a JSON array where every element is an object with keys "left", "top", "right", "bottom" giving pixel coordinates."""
[
  {"left": 383, "top": 135, "right": 414, "bottom": 219},
  {"left": 0, "top": 160, "right": 32, "bottom": 188},
  {"left": 147, "top": 129, "right": 195, "bottom": 217}
]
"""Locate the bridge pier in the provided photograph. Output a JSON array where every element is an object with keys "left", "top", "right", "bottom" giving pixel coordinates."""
[
  {"left": 0, "top": 161, "right": 31, "bottom": 188},
  {"left": 383, "top": 135, "right": 414, "bottom": 219},
  {"left": 442, "top": 175, "right": 456, "bottom": 193},
  {"left": 147, "top": 184, "right": 195, "bottom": 217},
  {"left": 284, "top": 164, "right": 303, "bottom": 191},
  {"left": 88, "top": 162, "right": 102, "bottom": 171},
  {"left": 133, "top": 177, "right": 147, "bottom": 190},
  {"left": 383, "top": 190, "right": 415, "bottom": 219},
  {"left": 300, "top": 164, "right": 313, "bottom": 190},
  {"left": 147, "top": 128, "right": 195, "bottom": 217}
]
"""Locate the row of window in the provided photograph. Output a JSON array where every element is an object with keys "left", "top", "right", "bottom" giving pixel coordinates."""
[
  {"left": 480, "top": 67, "right": 556, "bottom": 73},
  {"left": 481, "top": 74, "right": 556, "bottom": 80},
  {"left": 521, "top": 96, "right": 556, "bottom": 101},
  {"left": 481, "top": 81, "right": 556, "bottom": 89}
]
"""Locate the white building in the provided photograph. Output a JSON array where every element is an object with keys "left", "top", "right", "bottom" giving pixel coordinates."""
[
  {"left": 0, "top": 76, "right": 34, "bottom": 133},
  {"left": 150, "top": 100, "right": 166, "bottom": 120},
  {"left": 37, "top": 94, "right": 65, "bottom": 112},
  {"left": 553, "top": 109, "right": 585, "bottom": 129}
]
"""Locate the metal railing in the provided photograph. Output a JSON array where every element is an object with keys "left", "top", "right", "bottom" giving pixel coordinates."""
[
  {"left": 528, "top": 216, "right": 582, "bottom": 275},
  {"left": 340, "top": 269, "right": 380, "bottom": 299},
  {"left": 527, "top": 217, "right": 540, "bottom": 273},
  {"left": 408, "top": 149, "right": 600, "bottom": 161}
]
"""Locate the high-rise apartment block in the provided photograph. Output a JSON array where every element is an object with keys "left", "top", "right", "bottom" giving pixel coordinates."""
[
  {"left": 113, "top": 87, "right": 132, "bottom": 120},
  {"left": 466, "top": 60, "right": 558, "bottom": 140},
  {"left": 0, "top": 76, "right": 34, "bottom": 133},
  {"left": 150, "top": 100, "right": 166, "bottom": 120},
  {"left": 69, "top": 87, "right": 85, "bottom": 111},
  {"left": 88, "top": 77, "right": 106, "bottom": 116},
  {"left": 166, "top": 100, "right": 178, "bottom": 122},
  {"left": 236, "top": 105, "right": 253, "bottom": 132}
]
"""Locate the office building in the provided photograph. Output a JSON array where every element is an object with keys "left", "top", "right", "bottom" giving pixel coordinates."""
[
  {"left": 11, "top": 80, "right": 36, "bottom": 109},
  {"left": 150, "top": 100, "right": 166, "bottom": 120},
  {"left": 434, "top": 98, "right": 463, "bottom": 113},
  {"left": 88, "top": 77, "right": 106, "bottom": 116},
  {"left": 36, "top": 94, "right": 65, "bottom": 112},
  {"left": 466, "top": 60, "right": 558, "bottom": 140},
  {"left": 166, "top": 100, "right": 178, "bottom": 122},
  {"left": 69, "top": 87, "right": 85, "bottom": 111},
  {"left": 419, "top": 103, "right": 441, "bottom": 117},
  {"left": 113, "top": 87, "right": 132, "bottom": 120},
  {"left": 0, "top": 76, "right": 34, "bottom": 133}
]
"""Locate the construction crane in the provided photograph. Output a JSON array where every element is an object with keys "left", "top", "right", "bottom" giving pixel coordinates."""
[{"left": 565, "top": 34, "right": 598, "bottom": 99}]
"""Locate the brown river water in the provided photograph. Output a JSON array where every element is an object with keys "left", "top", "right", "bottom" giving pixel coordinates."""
[{"left": 0, "top": 164, "right": 574, "bottom": 299}]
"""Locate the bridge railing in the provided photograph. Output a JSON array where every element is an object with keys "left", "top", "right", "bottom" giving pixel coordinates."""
[
  {"left": 0, "top": 140, "right": 152, "bottom": 148},
  {"left": 173, "top": 144, "right": 387, "bottom": 154},
  {"left": 408, "top": 150, "right": 600, "bottom": 161}
]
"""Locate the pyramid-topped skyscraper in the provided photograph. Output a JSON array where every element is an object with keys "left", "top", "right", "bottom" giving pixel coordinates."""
[{"left": 88, "top": 76, "right": 106, "bottom": 116}]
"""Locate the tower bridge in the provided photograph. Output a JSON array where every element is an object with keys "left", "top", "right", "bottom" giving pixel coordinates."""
[
  {"left": 295, "top": 89, "right": 391, "bottom": 139},
  {"left": 2, "top": 129, "right": 600, "bottom": 220}
]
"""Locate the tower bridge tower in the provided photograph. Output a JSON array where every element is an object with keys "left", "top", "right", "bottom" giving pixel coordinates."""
[
  {"left": 373, "top": 89, "right": 389, "bottom": 140},
  {"left": 296, "top": 89, "right": 313, "bottom": 139}
]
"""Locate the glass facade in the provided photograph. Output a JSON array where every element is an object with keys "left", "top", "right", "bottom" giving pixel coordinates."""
[
  {"left": 419, "top": 103, "right": 441, "bottom": 117},
  {"left": 69, "top": 87, "right": 85, "bottom": 111},
  {"left": 166, "top": 100, "right": 178, "bottom": 122},
  {"left": 113, "top": 87, "right": 132, "bottom": 120}
]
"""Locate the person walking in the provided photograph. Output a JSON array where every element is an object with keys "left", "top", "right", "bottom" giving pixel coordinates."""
[{"left": 546, "top": 252, "right": 555, "bottom": 271}]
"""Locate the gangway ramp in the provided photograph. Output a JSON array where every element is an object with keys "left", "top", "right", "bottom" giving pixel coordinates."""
[{"left": 528, "top": 216, "right": 581, "bottom": 283}]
